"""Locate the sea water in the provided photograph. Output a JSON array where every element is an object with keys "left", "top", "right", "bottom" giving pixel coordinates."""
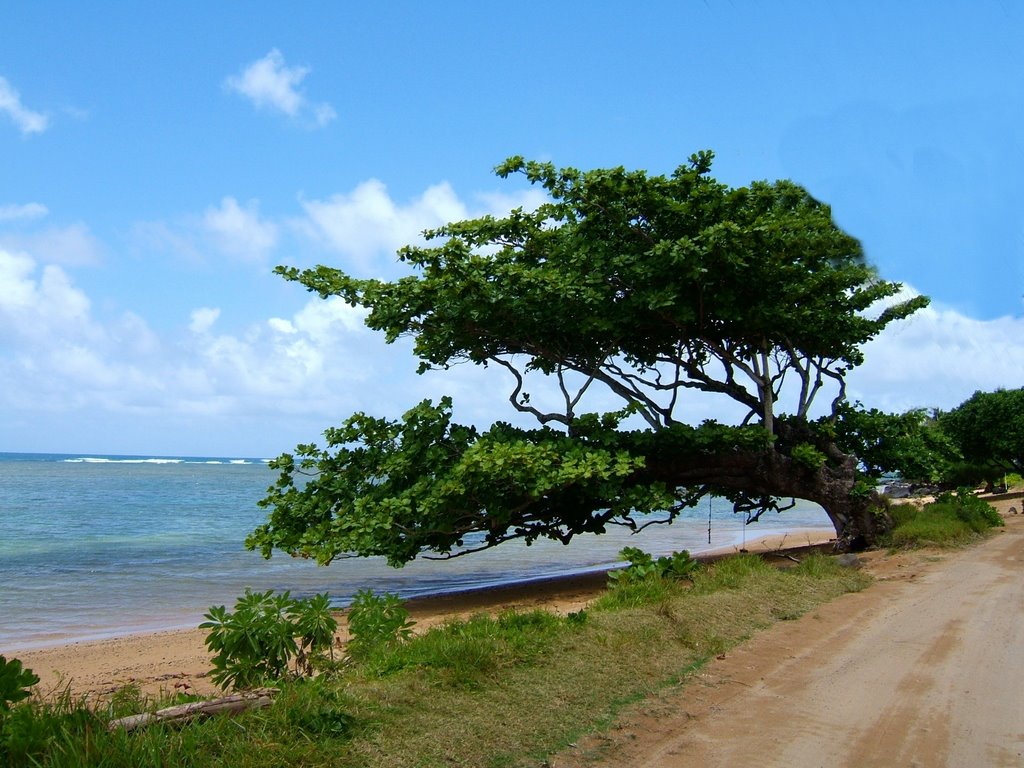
[{"left": 0, "top": 452, "right": 833, "bottom": 651}]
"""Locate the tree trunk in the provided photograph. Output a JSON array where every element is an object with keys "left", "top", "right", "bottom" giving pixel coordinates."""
[{"left": 641, "top": 429, "right": 890, "bottom": 551}]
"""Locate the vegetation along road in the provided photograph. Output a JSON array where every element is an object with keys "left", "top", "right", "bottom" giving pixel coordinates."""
[{"left": 555, "top": 500, "right": 1024, "bottom": 768}]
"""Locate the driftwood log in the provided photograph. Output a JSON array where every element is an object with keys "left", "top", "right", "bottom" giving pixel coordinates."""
[{"left": 108, "top": 688, "right": 277, "bottom": 731}]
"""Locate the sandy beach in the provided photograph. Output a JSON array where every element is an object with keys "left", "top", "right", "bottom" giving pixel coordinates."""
[{"left": 16, "top": 529, "right": 833, "bottom": 700}]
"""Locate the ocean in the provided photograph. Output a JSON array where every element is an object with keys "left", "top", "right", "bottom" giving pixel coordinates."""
[{"left": 0, "top": 452, "right": 834, "bottom": 652}]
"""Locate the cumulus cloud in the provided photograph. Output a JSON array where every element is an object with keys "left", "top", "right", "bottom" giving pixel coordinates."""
[
  {"left": 0, "top": 203, "right": 48, "bottom": 222},
  {"left": 130, "top": 197, "right": 278, "bottom": 265},
  {"left": 0, "top": 249, "right": 96, "bottom": 343},
  {"left": 224, "top": 49, "right": 336, "bottom": 127},
  {"left": 293, "top": 181, "right": 549, "bottom": 272},
  {"left": 0, "top": 245, "right": 420, "bottom": 453},
  {"left": 203, "top": 197, "right": 278, "bottom": 261},
  {"left": 295, "top": 180, "right": 468, "bottom": 270},
  {"left": 848, "top": 300, "right": 1024, "bottom": 413},
  {"left": 0, "top": 76, "right": 48, "bottom": 135}
]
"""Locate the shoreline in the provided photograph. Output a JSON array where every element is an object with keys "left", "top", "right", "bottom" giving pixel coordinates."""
[
  {"left": 16, "top": 529, "right": 835, "bottom": 699},
  {"left": 4, "top": 524, "right": 833, "bottom": 655}
]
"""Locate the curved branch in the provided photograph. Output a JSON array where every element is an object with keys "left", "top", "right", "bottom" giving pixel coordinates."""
[{"left": 491, "top": 357, "right": 570, "bottom": 426}]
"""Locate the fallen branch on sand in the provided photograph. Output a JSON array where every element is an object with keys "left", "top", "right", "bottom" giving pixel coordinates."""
[{"left": 108, "top": 688, "right": 277, "bottom": 731}]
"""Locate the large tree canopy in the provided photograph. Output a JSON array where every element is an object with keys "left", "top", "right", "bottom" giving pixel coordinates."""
[
  {"left": 249, "top": 154, "right": 928, "bottom": 566},
  {"left": 940, "top": 387, "right": 1024, "bottom": 487}
]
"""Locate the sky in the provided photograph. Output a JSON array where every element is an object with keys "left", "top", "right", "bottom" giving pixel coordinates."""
[{"left": 1, "top": 1, "right": 1022, "bottom": 457}]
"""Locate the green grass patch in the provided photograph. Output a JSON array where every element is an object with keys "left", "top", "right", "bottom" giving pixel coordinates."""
[
  {"left": 885, "top": 490, "right": 1003, "bottom": 548},
  {"left": 3, "top": 554, "right": 872, "bottom": 768}
]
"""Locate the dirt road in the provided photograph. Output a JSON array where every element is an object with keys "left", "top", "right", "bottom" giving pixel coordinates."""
[{"left": 554, "top": 503, "right": 1024, "bottom": 768}]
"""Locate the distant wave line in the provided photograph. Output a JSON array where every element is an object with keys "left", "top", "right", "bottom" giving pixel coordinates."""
[{"left": 61, "top": 457, "right": 268, "bottom": 465}]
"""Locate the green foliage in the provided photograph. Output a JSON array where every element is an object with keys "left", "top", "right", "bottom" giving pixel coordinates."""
[
  {"left": 252, "top": 154, "right": 926, "bottom": 565},
  {"left": 0, "top": 656, "right": 39, "bottom": 713},
  {"left": 599, "top": 547, "right": 701, "bottom": 609},
  {"left": 832, "top": 402, "right": 958, "bottom": 483},
  {"left": 938, "top": 488, "right": 1004, "bottom": 530},
  {"left": 940, "top": 388, "right": 1024, "bottom": 486},
  {"left": 200, "top": 589, "right": 338, "bottom": 690},
  {"left": 885, "top": 490, "right": 1002, "bottom": 548},
  {"left": 608, "top": 546, "right": 699, "bottom": 586},
  {"left": 0, "top": 680, "right": 356, "bottom": 767},
  {"left": 790, "top": 442, "right": 827, "bottom": 470},
  {"left": 249, "top": 399, "right": 673, "bottom": 567},
  {"left": 344, "top": 590, "right": 415, "bottom": 662}
]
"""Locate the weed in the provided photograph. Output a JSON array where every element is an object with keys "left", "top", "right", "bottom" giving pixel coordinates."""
[{"left": 345, "top": 590, "right": 415, "bottom": 662}]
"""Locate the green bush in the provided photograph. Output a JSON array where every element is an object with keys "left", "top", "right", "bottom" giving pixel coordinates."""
[
  {"left": 0, "top": 656, "right": 39, "bottom": 713},
  {"left": 344, "top": 589, "right": 415, "bottom": 662},
  {"left": 607, "top": 547, "right": 699, "bottom": 586},
  {"left": 598, "top": 547, "right": 701, "bottom": 609},
  {"left": 885, "top": 489, "right": 1002, "bottom": 548},
  {"left": 200, "top": 589, "right": 338, "bottom": 690}
]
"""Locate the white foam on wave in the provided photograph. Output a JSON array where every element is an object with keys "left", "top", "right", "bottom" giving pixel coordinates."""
[{"left": 64, "top": 457, "right": 184, "bottom": 464}]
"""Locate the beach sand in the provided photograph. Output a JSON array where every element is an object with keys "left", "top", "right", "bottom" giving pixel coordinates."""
[{"left": 16, "top": 529, "right": 833, "bottom": 700}]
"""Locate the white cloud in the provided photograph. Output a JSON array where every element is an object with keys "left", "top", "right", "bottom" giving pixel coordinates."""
[
  {"left": 295, "top": 180, "right": 468, "bottom": 270},
  {"left": 848, "top": 301, "right": 1024, "bottom": 412},
  {"left": 294, "top": 181, "right": 547, "bottom": 272},
  {"left": 0, "top": 203, "right": 48, "bottom": 222},
  {"left": 224, "top": 49, "right": 335, "bottom": 127},
  {"left": 0, "top": 245, "right": 418, "bottom": 453},
  {"left": 189, "top": 307, "right": 221, "bottom": 334},
  {"left": 0, "top": 76, "right": 48, "bottom": 135},
  {"left": 203, "top": 197, "right": 278, "bottom": 261},
  {"left": 0, "top": 249, "right": 97, "bottom": 343},
  {"left": 0, "top": 223, "right": 103, "bottom": 266}
]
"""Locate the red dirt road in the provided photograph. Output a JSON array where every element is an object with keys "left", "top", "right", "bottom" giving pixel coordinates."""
[{"left": 553, "top": 503, "right": 1024, "bottom": 768}]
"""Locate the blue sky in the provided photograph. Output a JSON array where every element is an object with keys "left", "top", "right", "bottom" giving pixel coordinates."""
[{"left": 1, "top": 2, "right": 1022, "bottom": 457}]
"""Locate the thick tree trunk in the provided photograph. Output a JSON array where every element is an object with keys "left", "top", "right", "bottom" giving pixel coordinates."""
[{"left": 641, "top": 429, "right": 890, "bottom": 551}]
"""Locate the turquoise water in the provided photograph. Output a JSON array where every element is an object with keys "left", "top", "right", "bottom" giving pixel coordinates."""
[{"left": 0, "top": 452, "right": 834, "bottom": 651}]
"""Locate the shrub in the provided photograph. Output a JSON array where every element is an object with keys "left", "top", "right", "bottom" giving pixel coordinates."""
[
  {"left": 344, "top": 589, "right": 415, "bottom": 662},
  {"left": 597, "top": 547, "right": 701, "bottom": 609},
  {"left": 607, "top": 547, "right": 699, "bottom": 586},
  {"left": 0, "top": 656, "right": 39, "bottom": 713},
  {"left": 200, "top": 589, "right": 338, "bottom": 690}
]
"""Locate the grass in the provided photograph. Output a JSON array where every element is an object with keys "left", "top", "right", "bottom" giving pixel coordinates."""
[
  {"left": 884, "top": 490, "right": 1004, "bottom": 549},
  {"left": 2, "top": 552, "right": 872, "bottom": 768}
]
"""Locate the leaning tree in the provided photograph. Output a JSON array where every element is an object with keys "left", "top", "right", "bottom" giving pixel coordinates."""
[{"left": 249, "top": 153, "right": 928, "bottom": 566}]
